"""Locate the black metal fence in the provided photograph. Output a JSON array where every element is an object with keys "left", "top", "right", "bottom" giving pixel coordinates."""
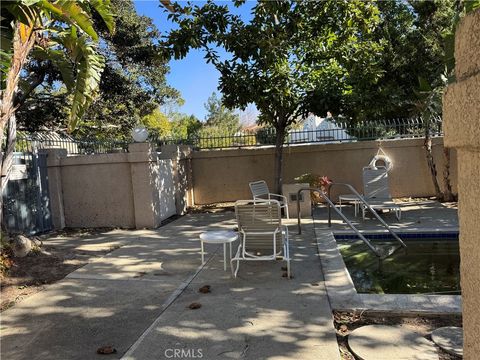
[
  {"left": 150, "top": 117, "right": 442, "bottom": 150},
  {"left": 16, "top": 132, "right": 129, "bottom": 155},
  {"left": 15, "top": 117, "right": 442, "bottom": 153}
]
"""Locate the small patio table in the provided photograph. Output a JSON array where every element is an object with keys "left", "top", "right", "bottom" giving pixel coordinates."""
[{"left": 199, "top": 230, "right": 238, "bottom": 271}]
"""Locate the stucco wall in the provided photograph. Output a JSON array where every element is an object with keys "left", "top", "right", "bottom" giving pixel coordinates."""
[
  {"left": 60, "top": 154, "right": 135, "bottom": 228},
  {"left": 191, "top": 137, "right": 457, "bottom": 204},
  {"left": 443, "top": 9, "right": 480, "bottom": 359},
  {"left": 45, "top": 144, "right": 193, "bottom": 229}
]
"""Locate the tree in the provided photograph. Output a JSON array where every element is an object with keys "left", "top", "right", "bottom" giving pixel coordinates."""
[
  {"left": 170, "top": 113, "right": 201, "bottom": 140},
  {"left": 79, "top": 0, "right": 180, "bottom": 139},
  {"left": 166, "top": 0, "right": 382, "bottom": 192},
  {"left": 414, "top": 79, "right": 445, "bottom": 200},
  {"left": 15, "top": 87, "right": 69, "bottom": 132},
  {"left": 203, "top": 92, "right": 240, "bottom": 135},
  {"left": 142, "top": 108, "right": 172, "bottom": 138},
  {"left": 14, "top": 0, "right": 181, "bottom": 140},
  {"left": 304, "top": 0, "right": 457, "bottom": 122},
  {"left": 1, "top": 0, "right": 114, "bottom": 225},
  {"left": 411, "top": 0, "right": 479, "bottom": 202}
]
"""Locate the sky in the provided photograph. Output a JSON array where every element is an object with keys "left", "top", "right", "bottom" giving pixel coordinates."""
[{"left": 133, "top": 0, "right": 257, "bottom": 122}]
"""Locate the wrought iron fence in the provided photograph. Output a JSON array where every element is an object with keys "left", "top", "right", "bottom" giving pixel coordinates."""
[
  {"left": 15, "top": 132, "right": 129, "bottom": 155},
  {"left": 148, "top": 134, "right": 195, "bottom": 149},
  {"left": 13, "top": 117, "right": 442, "bottom": 153},
  {"left": 161, "top": 117, "right": 442, "bottom": 150}
]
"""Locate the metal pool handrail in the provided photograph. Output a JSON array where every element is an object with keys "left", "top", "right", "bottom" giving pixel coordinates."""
[
  {"left": 327, "top": 183, "right": 406, "bottom": 249},
  {"left": 296, "top": 187, "right": 381, "bottom": 257},
  {"left": 296, "top": 186, "right": 406, "bottom": 258}
]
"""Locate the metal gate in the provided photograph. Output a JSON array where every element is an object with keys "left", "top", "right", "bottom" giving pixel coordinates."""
[{"left": 2, "top": 151, "right": 52, "bottom": 234}]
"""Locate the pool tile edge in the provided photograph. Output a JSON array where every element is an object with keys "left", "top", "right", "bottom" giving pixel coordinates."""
[{"left": 314, "top": 227, "right": 462, "bottom": 314}]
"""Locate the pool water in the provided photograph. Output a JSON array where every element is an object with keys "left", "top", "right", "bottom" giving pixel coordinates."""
[{"left": 337, "top": 236, "right": 461, "bottom": 295}]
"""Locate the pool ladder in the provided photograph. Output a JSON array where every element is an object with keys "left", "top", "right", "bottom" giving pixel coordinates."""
[{"left": 296, "top": 183, "right": 407, "bottom": 259}]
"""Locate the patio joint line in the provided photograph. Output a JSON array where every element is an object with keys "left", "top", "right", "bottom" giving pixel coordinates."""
[
  {"left": 121, "top": 246, "right": 221, "bottom": 360},
  {"left": 65, "top": 274, "right": 171, "bottom": 282}
]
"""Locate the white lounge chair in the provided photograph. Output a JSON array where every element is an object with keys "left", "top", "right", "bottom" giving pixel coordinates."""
[
  {"left": 248, "top": 180, "right": 289, "bottom": 218},
  {"left": 231, "top": 200, "right": 291, "bottom": 278},
  {"left": 361, "top": 166, "right": 401, "bottom": 220}
]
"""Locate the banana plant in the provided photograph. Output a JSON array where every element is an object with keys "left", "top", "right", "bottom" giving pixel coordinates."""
[
  {"left": 1, "top": 0, "right": 114, "bottom": 130},
  {"left": 31, "top": 26, "right": 107, "bottom": 131},
  {"left": 0, "top": 0, "right": 114, "bottom": 228}
]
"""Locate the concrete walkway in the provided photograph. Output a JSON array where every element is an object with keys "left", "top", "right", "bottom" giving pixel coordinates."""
[
  {"left": 123, "top": 220, "right": 339, "bottom": 360},
  {"left": 0, "top": 213, "right": 339, "bottom": 360}
]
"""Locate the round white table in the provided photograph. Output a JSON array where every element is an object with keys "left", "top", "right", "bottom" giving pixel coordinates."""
[{"left": 199, "top": 230, "right": 238, "bottom": 271}]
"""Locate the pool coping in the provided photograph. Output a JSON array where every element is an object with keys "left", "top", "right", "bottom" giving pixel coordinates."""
[{"left": 314, "top": 227, "right": 462, "bottom": 315}]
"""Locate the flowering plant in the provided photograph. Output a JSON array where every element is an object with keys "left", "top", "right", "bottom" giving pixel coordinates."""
[
  {"left": 319, "top": 176, "right": 333, "bottom": 192},
  {"left": 294, "top": 174, "right": 332, "bottom": 203}
]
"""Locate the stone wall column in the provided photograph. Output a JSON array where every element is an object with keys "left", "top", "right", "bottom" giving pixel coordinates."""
[
  {"left": 128, "top": 143, "right": 161, "bottom": 229},
  {"left": 43, "top": 148, "right": 67, "bottom": 230},
  {"left": 443, "top": 9, "right": 480, "bottom": 359},
  {"left": 160, "top": 144, "right": 193, "bottom": 214}
]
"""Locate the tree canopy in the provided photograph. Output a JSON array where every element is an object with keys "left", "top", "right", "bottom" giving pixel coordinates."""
[
  {"left": 165, "top": 0, "right": 383, "bottom": 191},
  {"left": 1, "top": 0, "right": 115, "bottom": 131},
  {"left": 203, "top": 92, "right": 240, "bottom": 135},
  {"left": 13, "top": 0, "right": 181, "bottom": 140},
  {"left": 0, "top": 0, "right": 115, "bottom": 221}
]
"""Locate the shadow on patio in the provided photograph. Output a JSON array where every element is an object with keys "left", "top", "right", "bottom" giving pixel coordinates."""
[{"left": 1, "top": 213, "right": 340, "bottom": 360}]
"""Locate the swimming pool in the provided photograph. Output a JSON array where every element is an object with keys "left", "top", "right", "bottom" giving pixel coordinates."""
[{"left": 335, "top": 232, "right": 461, "bottom": 295}]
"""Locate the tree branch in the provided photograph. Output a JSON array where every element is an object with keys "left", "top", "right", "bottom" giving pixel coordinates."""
[{"left": 14, "top": 64, "right": 48, "bottom": 109}]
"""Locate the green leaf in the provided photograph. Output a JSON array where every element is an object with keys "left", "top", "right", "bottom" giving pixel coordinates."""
[
  {"left": 86, "top": 0, "right": 115, "bottom": 33},
  {"left": 68, "top": 37, "right": 105, "bottom": 132},
  {"left": 417, "top": 76, "right": 432, "bottom": 92},
  {"left": 39, "top": 0, "right": 99, "bottom": 40},
  {"left": 4, "top": 3, "right": 42, "bottom": 26},
  {"left": 31, "top": 46, "right": 75, "bottom": 90},
  {"left": 465, "top": 0, "right": 480, "bottom": 14},
  {"left": 444, "top": 33, "right": 455, "bottom": 73}
]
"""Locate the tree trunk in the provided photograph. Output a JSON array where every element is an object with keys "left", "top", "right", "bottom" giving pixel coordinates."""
[
  {"left": 442, "top": 147, "right": 455, "bottom": 202},
  {"left": 424, "top": 136, "right": 442, "bottom": 199},
  {"left": 0, "top": 23, "right": 36, "bottom": 230},
  {"left": 273, "top": 124, "right": 286, "bottom": 195}
]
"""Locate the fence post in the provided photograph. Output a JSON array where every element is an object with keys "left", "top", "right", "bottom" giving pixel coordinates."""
[{"left": 43, "top": 148, "right": 67, "bottom": 230}]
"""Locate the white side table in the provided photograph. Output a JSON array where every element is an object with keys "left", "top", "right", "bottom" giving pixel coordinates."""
[{"left": 199, "top": 230, "right": 238, "bottom": 271}]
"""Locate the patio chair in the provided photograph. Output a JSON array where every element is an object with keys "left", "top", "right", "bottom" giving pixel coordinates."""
[
  {"left": 231, "top": 200, "right": 291, "bottom": 278},
  {"left": 248, "top": 180, "right": 289, "bottom": 218},
  {"left": 361, "top": 166, "right": 401, "bottom": 220}
]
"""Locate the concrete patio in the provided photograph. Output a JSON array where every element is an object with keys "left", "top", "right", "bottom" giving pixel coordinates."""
[
  {"left": 312, "top": 199, "right": 458, "bottom": 232},
  {"left": 0, "top": 212, "right": 340, "bottom": 360},
  {"left": 1, "top": 200, "right": 461, "bottom": 359}
]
